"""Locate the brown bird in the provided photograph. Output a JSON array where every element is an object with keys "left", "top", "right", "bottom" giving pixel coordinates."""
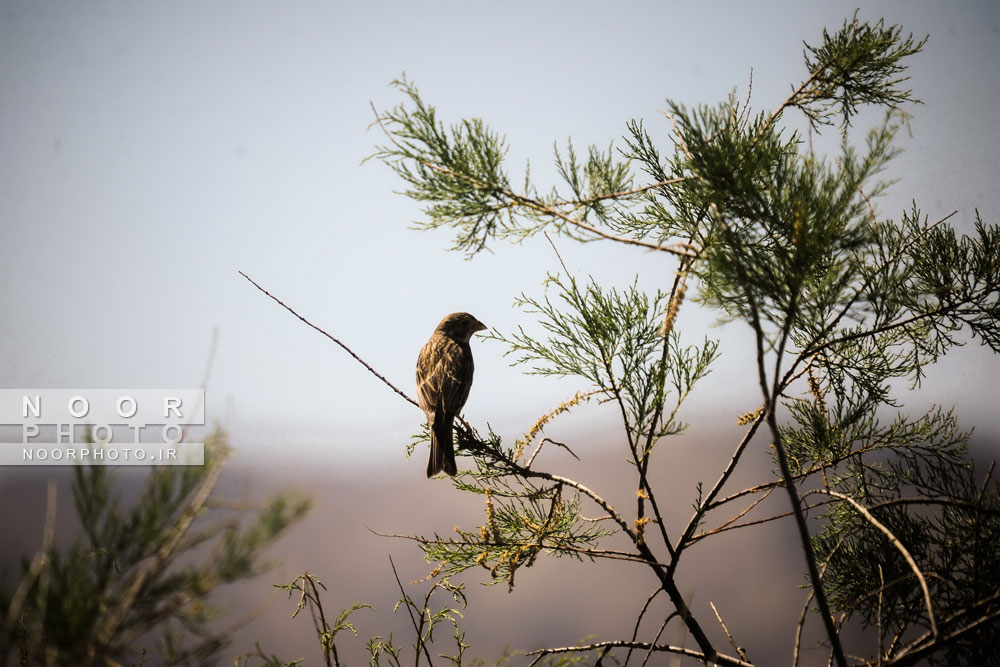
[{"left": 416, "top": 312, "right": 487, "bottom": 477}]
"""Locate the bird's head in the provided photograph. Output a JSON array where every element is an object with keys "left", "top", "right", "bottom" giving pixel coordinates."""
[{"left": 436, "top": 312, "right": 487, "bottom": 342}]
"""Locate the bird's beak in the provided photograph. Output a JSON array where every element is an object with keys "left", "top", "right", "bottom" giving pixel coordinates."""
[{"left": 475, "top": 320, "right": 487, "bottom": 333}]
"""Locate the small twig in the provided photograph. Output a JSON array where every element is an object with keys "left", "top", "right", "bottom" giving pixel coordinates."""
[
  {"left": 658, "top": 108, "right": 693, "bottom": 161},
  {"left": 691, "top": 501, "right": 834, "bottom": 543},
  {"left": 239, "top": 270, "right": 418, "bottom": 408},
  {"left": 306, "top": 576, "right": 336, "bottom": 667},
  {"left": 792, "top": 536, "right": 842, "bottom": 667},
  {"left": 711, "top": 601, "right": 750, "bottom": 663},
  {"left": 527, "top": 640, "right": 753, "bottom": 667},
  {"left": 623, "top": 589, "right": 668, "bottom": 666},
  {"left": 388, "top": 556, "right": 435, "bottom": 667},
  {"left": 737, "top": 68, "right": 755, "bottom": 131},
  {"left": 527, "top": 438, "right": 580, "bottom": 467},
  {"left": 978, "top": 460, "right": 996, "bottom": 502},
  {"left": 641, "top": 613, "right": 673, "bottom": 667},
  {"left": 792, "top": 588, "right": 815, "bottom": 667},
  {"left": 709, "top": 486, "right": 777, "bottom": 534},
  {"left": 544, "top": 231, "right": 572, "bottom": 276},
  {"left": 673, "top": 413, "right": 765, "bottom": 567},
  {"left": 877, "top": 564, "right": 885, "bottom": 667}
]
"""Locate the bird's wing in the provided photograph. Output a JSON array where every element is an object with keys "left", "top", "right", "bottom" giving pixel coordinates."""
[{"left": 416, "top": 335, "right": 474, "bottom": 416}]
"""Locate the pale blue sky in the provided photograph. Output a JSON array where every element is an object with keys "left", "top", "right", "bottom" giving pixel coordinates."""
[{"left": 1, "top": 1, "right": 997, "bottom": 464}]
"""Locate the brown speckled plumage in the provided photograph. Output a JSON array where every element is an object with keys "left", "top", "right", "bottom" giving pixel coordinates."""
[{"left": 416, "top": 312, "right": 486, "bottom": 477}]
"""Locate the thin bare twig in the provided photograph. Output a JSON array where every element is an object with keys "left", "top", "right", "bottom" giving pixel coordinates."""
[
  {"left": 708, "top": 486, "right": 777, "bottom": 534},
  {"left": 389, "top": 556, "right": 435, "bottom": 667},
  {"left": 527, "top": 438, "right": 580, "bottom": 467},
  {"left": 691, "top": 500, "right": 834, "bottom": 543},
  {"left": 624, "top": 589, "right": 666, "bottom": 666},
  {"left": 544, "top": 231, "right": 572, "bottom": 276},
  {"left": 239, "top": 270, "right": 418, "bottom": 408},
  {"left": 526, "top": 640, "right": 753, "bottom": 667},
  {"left": 793, "top": 536, "right": 843, "bottom": 667},
  {"left": 793, "top": 588, "right": 815, "bottom": 667},
  {"left": 711, "top": 601, "right": 750, "bottom": 663},
  {"left": 877, "top": 564, "right": 885, "bottom": 667},
  {"left": 977, "top": 460, "right": 995, "bottom": 501},
  {"left": 641, "top": 613, "right": 673, "bottom": 667},
  {"left": 672, "top": 413, "right": 765, "bottom": 568}
]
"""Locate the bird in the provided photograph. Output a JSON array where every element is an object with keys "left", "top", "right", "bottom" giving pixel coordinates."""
[{"left": 416, "top": 312, "right": 487, "bottom": 477}]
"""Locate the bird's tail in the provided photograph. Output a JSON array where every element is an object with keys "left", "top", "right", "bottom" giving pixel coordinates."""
[{"left": 427, "top": 416, "right": 457, "bottom": 477}]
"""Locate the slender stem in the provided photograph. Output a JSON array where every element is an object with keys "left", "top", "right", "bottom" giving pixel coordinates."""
[
  {"left": 240, "top": 270, "right": 418, "bottom": 408},
  {"left": 672, "top": 414, "right": 765, "bottom": 569},
  {"left": 389, "top": 556, "right": 435, "bottom": 667},
  {"left": 527, "top": 640, "right": 752, "bottom": 667},
  {"left": 624, "top": 589, "right": 668, "bottom": 666},
  {"left": 305, "top": 576, "right": 336, "bottom": 667},
  {"left": 746, "top": 286, "right": 848, "bottom": 667}
]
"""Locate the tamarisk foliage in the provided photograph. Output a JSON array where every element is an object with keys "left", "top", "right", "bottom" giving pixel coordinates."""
[
  {"left": 364, "top": 13, "right": 999, "bottom": 667},
  {"left": 0, "top": 431, "right": 311, "bottom": 667}
]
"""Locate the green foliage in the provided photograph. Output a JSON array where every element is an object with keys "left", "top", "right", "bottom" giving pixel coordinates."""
[
  {"left": 366, "top": 11, "right": 1000, "bottom": 667},
  {"left": 270, "top": 572, "right": 372, "bottom": 666},
  {"left": 497, "top": 273, "right": 718, "bottom": 446},
  {"left": 795, "top": 12, "right": 927, "bottom": 128},
  {"left": 370, "top": 76, "right": 517, "bottom": 256},
  {"left": 1, "top": 430, "right": 311, "bottom": 667}
]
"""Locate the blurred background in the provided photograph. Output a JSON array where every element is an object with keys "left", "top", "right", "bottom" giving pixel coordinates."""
[{"left": 1, "top": 1, "right": 997, "bottom": 664}]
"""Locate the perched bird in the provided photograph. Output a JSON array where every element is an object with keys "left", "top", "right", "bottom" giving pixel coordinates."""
[{"left": 416, "top": 312, "right": 487, "bottom": 477}]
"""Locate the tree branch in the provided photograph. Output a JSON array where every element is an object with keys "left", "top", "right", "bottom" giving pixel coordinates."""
[{"left": 239, "top": 270, "right": 418, "bottom": 408}]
